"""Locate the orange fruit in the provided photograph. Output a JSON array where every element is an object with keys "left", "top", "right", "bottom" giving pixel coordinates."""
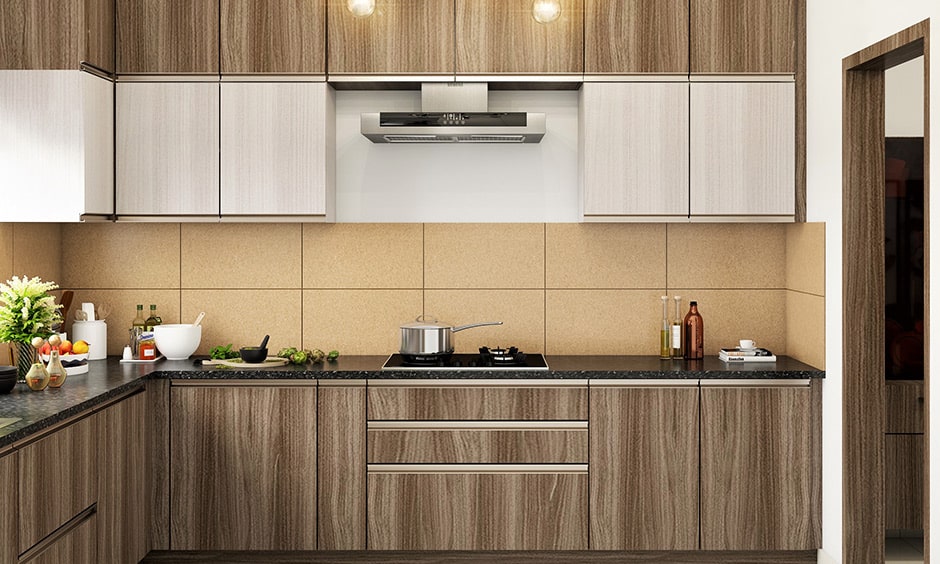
[{"left": 72, "top": 340, "right": 89, "bottom": 355}]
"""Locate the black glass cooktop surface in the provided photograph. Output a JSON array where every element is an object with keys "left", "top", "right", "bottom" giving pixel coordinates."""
[{"left": 382, "top": 352, "right": 549, "bottom": 371}]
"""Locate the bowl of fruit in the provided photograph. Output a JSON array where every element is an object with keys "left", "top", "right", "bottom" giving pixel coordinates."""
[{"left": 40, "top": 335, "right": 90, "bottom": 375}]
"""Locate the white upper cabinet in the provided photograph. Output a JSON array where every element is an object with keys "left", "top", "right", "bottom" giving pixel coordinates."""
[
  {"left": 220, "top": 82, "right": 334, "bottom": 220},
  {"left": 116, "top": 82, "right": 221, "bottom": 218},
  {"left": 0, "top": 71, "right": 113, "bottom": 221},
  {"left": 690, "top": 82, "right": 795, "bottom": 218},
  {"left": 581, "top": 82, "right": 689, "bottom": 220}
]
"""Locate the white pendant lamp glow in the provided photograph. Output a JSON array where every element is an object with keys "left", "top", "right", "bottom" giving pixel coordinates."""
[
  {"left": 347, "top": 0, "right": 375, "bottom": 18},
  {"left": 532, "top": 0, "right": 561, "bottom": 23}
]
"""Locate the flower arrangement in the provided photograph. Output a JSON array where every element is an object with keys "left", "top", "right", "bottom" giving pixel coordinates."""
[{"left": 0, "top": 276, "right": 62, "bottom": 344}]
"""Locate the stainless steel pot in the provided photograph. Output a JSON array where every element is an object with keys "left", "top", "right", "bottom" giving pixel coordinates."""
[{"left": 400, "top": 316, "right": 503, "bottom": 356}]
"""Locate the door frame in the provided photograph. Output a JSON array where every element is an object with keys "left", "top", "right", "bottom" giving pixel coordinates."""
[{"left": 842, "top": 19, "right": 930, "bottom": 563}]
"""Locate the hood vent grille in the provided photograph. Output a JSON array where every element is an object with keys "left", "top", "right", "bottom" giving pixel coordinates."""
[{"left": 381, "top": 134, "right": 528, "bottom": 144}]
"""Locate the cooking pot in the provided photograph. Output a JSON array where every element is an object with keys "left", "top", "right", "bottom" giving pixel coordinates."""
[{"left": 400, "top": 316, "right": 503, "bottom": 356}]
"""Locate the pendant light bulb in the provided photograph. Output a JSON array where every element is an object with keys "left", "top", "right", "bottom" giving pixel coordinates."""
[
  {"left": 347, "top": 0, "right": 375, "bottom": 18},
  {"left": 532, "top": 0, "right": 561, "bottom": 23}
]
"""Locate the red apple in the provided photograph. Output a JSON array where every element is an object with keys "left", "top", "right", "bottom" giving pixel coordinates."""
[
  {"left": 39, "top": 342, "right": 51, "bottom": 355},
  {"left": 59, "top": 340, "right": 72, "bottom": 354}
]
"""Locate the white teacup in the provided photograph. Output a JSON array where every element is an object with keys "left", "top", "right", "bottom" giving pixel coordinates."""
[{"left": 739, "top": 339, "right": 756, "bottom": 349}]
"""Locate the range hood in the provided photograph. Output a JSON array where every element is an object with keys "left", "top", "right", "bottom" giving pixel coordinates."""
[{"left": 361, "top": 83, "right": 546, "bottom": 144}]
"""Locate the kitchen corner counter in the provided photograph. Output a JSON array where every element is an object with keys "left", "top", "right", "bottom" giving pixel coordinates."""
[{"left": 0, "top": 355, "right": 824, "bottom": 450}]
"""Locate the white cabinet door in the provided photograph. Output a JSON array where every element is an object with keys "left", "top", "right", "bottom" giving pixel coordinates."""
[
  {"left": 0, "top": 70, "right": 113, "bottom": 221},
  {"left": 581, "top": 82, "right": 689, "bottom": 219},
  {"left": 116, "top": 82, "right": 220, "bottom": 217},
  {"left": 220, "top": 82, "right": 334, "bottom": 219},
  {"left": 690, "top": 82, "right": 794, "bottom": 218}
]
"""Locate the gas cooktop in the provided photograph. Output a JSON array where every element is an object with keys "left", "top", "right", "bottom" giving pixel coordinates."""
[{"left": 382, "top": 347, "right": 549, "bottom": 371}]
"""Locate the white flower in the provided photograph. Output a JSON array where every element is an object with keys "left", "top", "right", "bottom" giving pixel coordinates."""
[{"left": 21, "top": 306, "right": 28, "bottom": 320}]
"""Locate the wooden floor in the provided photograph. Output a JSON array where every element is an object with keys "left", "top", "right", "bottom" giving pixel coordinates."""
[{"left": 141, "top": 550, "right": 818, "bottom": 563}]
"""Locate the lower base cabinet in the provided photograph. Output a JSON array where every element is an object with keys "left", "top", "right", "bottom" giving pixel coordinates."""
[
  {"left": 23, "top": 513, "right": 96, "bottom": 564},
  {"left": 367, "top": 471, "right": 588, "bottom": 550},
  {"left": 0, "top": 453, "right": 15, "bottom": 564},
  {"left": 885, "top": 434, "right": 924, "bottom": 529}
]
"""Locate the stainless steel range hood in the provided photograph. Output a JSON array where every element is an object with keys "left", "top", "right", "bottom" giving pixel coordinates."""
[{"left": 361, "top": 83, "right": 546, "bottom": 144}]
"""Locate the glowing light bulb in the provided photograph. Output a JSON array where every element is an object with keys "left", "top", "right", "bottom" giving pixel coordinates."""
[
  {"left": 532, "top": 0, "right": 561, "bottom": 23},
  {"left": 347, "top": 0, "right": 375, "bottom": 18}
]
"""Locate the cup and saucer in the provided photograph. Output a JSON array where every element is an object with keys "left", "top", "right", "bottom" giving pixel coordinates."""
[{"left": 737, "top": 339, "right": 757, "bottom": 351}]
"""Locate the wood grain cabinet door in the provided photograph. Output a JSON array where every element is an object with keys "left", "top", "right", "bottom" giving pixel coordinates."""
[
  {"left": 885, "top": 434, "right": 924, "bottom": 530},
  {"left": 581, "top": 82, "right": 689, "bottom": 219},
  {"left": 589, "top": 383, "right": 699, "bottom": 550},
  {"left": 117, "top": 0, "right": 220, "bottom": 74},
  {"left": 691, "top": 0, "right": 795, "bottom": 74},
  {"left": 170, "top": 384, "right": 317, "bottom": 550},
  {"left": 327, "top": 0, "right": 454, "bottom": 75},
  {"left": 97, "top": 392, "right": 148, "bottom": 564},
  {"left": 700, "top": 382, "right": 820, "bottom": 550},
  {"left": 0, "top": 453, "right": 15, "bottom": 564},
  {"left": 116, "top": 81, "right": 221, "bottom": 217},
  {"left": 221, "top": 82, "right": 333, "bottom": 218},
  {"left": 690, "top": 81, "right": 795, "bottom": 218},
  {"left": 0, "top": 0, "right": 113, "bottom": 71},
  {"left": 584, "top": 0, "right": 688, "bottom": 75},
  {"left": 221, "top": 0, "right": 325, "bottom": 74},
  {"left": 25, "top": 513, "right": 97, "bottom": 564},
  {"left": 455, "top": 0, "right": 583, "bottom": 75}
]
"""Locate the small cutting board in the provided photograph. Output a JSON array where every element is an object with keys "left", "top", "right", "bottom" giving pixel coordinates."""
[{"left": 202, "top": 357, "right": 289, "bottom": 369}]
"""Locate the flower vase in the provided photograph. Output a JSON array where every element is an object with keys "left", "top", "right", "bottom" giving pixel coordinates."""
[{"left": 16, "top": 341, "right": 36, "bottom": 382}]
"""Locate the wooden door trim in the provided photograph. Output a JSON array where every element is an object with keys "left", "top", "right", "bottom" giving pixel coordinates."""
[{"left": 842, "top": 18, "right": 929, "bottom": 563}]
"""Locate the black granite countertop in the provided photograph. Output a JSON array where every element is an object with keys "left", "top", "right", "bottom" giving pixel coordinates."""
[{"left": 0, "top": 355, "right": 824, "bottom": 450}]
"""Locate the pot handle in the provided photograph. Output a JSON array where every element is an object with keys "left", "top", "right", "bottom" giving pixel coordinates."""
[{"left": 451, "top": 321, "right": 503, "bottom": 333}]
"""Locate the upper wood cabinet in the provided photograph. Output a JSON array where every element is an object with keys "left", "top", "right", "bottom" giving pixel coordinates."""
[
  {"left": 455, "top": 0, "right": 583, "bottom": 75},
  {"left": 0, "top": 0, "right": 113, "bottom": 71},
  {"left": 327, "top": 0, "right": 454, "bottom": 75},
  {"left": 221, "top": 0, "right": 325, "bottom": 74},
  {"left": 117, "top": 0, "right": 220, "bottom": 74},
  {"left": 691, "top": 0, "right": 795, "bottom": 74},
  {"left": 584, "top": 0, "right": 688, "bottom": 74}
]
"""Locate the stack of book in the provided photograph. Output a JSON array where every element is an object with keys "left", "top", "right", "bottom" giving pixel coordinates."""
[{"left": 718, "top": 347, "right": 777, "bottom": 362}]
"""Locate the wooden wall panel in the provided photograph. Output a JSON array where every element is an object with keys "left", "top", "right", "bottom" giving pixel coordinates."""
[
  {"left": 84, "top": 0, "right": 115, "bottom": 71},
  {"left": 691, "top": 0, "right": 795, "bottom": 73},
  {"left": 318, "top": 384, "right": 367, "bottom": 550},
  {"left": 221, "top": 0, "right": 325, "bottom": 74},
  {"left": 584, "top": 0, "right": 688, "bottom": 74},
  {"left": 117, "top": 0, "right": 219, "bottom": 73},
  {"left": 0, "top": 0, "right": 84, "bottom": 69}
]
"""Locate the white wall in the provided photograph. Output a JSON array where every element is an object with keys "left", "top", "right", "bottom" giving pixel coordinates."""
[
  {"left": 886, "top": 56, "right": 926, "bottom": 137},
  {"left": 806, "top": 4, "right": 937, "bottom": 563}
]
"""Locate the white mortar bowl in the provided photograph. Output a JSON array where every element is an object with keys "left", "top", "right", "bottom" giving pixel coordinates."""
[{"left": 153, "top": 324, "right": 202, "bottom": 360}]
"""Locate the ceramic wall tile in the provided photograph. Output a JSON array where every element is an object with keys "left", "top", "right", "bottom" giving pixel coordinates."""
[
  {"left": 13, "top": 223, "right": 62, "bottom": 285},
  {"left": 668, "top": 290, "right": 787, "bottom": 355},
  {"left": 425, "top": 224, "right": 544, "bottom": 289},
  {"left": 181, "top": 224, "right": 302, "bottom": 289},
  {"left": 546, "top": 224, "right": 666, "bottom": 289},
  {"left": 667, "top": 224, "right": 786, "bottom": 289},
  {"left": 786, "top": 291, "right": 826, "bottom": 369},
  {"left": 302, "top": 290, "right": 423, "bottom": 355},
  {"left": 424, "top": 289, "right": 545, "bottom": 353},
  {"left": 62, "top": 223, "right": 181, "bottom": 289},
  {"left": 303, "top": 224, "right": 423, "bottom": 289},
  {"left": 786, "top": 222, "right": 826, "bottom": 296},
  {"left": 182, "top": 289, "right": 302, "bottom": 355},
  {"left": 67, "top": 289, "right": 181, "bottom": 356},
  {"left": 546, "top": 290, "right": 664, "bottom": 355}
]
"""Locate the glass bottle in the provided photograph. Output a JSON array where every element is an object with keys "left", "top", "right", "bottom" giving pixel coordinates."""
[
  {"left": 671, "top": 296, "right": 683, "bottom": 359},
  {"left": 46, "top": 348, "right": 68, "bottom": 388},
  {"left": 145, "top": 304, "right": 162, "bottom": 331},
  {"left": 683, "top": 300, "right": 704, "bottom": 360},
  {"left": 130, "top": 304, "right": 146, "bottom": 357},
  {"left": 659, "top": 296, "right": 671, "bottom": 359},
  {"left": 25, "top": 362, "right": 50, "bottom": 391}
]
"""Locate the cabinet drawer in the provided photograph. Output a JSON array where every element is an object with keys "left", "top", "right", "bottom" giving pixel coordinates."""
[
  {"left": 18, "top": 415, "right": 96, "bottom": 553},
  {"left": 368, "top": 381, "right": 588, "bottom": 421},
  {"left": 886, "top": 380, "right": 924, "bottom": 433},
  {"left": 367, "top": 422, "right": 588, "bottom": 463},
  {"left": 22, "top": 511, "right": 96, "bottom": 564},
  {"left": 367, "top": 469, "right": 588, "bottom": 550}
]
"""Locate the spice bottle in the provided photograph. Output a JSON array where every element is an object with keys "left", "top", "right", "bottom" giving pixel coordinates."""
[
  {"left": 683, "top": 300, "right": 704, "bottom": 360},
  {"left": 47, "top": 348, "right": 67, "bottom": 388},
  {"left": 659, "top": 296, "right": 671, "bottom": 359}
]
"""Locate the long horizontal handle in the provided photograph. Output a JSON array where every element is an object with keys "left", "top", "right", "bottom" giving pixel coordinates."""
[
  {"left": 368, "top": 464, "right": 588, "bottom": 474},
  {"left": 367, "top": 421, "right": 588, "bottom": 430}
]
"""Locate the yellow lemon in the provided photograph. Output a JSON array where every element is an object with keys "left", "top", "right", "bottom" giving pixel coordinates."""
[{"left": 72, "top": 340, "right": 90, "bottom": 355}]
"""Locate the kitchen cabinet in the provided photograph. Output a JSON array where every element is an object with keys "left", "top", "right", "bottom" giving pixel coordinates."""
[
  {"left": 700, "top": 380, "right": 819, "bottom": 550},
  {"left": 97, "top": 391, "right": 148, "bottom": 564},
  {"left": 221, "top": 0, "right": 325, "bottom": 74},
  {"left": 0, "top": 70, "right": 113, "bottom": 222},
  {"left": 17, "top": 414, "right": 96, "bottom": 554},
  {"left": 0, "top": 0, "right": 113, "bottom": 71},
  {"left": 22, "top": 512, "right": 96, "bottom": 564},
  {"left": 327, "top": 0, "right": 454, "bottom": 76},
  {"left": 116, "top": 81, "right": 220, "bottom": 218},
  {"left": 116, "top": 0, "right": 219, "bottom": 74},
  {"left": 0, "top": 453, "right": 15, "bottom": 564},
  {"left": 885, "top": 380, "right": 924, "bottom": 529},
  {"left": 691, "top": 0, "right": 795, "bottom": 74},
  {"left": 589, "top": 382, "right": 699, "bottom": 550},
  {"left": 584, "top": 0, "right": 688, "bottom": 75},
  {"left": 169, "top": 383, "right": 317, "bottom": 550},
  {"left": 318, "top": 381, "right": 366, "bottom": 550},
  {"left": 690, "top": 81, "right": 795, "bottom": 218},
  {"left": 221, "top": 82, "right": 335, "bottom": 220},
  {"left": 455, "top": 0, "right": 583, "bottom": 75},
  {"left": 886, "top": 380, "right": 924, "bottom": 433},
  {"left": 580, "top": 82, "right": 689, "bottom": 219}
]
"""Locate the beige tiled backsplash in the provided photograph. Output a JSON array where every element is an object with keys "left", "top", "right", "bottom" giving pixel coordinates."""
[{"left": 0, "top": 222, "right": 825, "bottom": 368}]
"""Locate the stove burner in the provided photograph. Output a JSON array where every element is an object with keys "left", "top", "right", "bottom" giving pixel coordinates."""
[{"left": 479, "top": 346, "right": 527, "bottom": 365}]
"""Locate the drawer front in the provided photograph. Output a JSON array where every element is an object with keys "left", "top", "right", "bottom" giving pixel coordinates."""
[
  {"left": 368, "top": 424, "right": 588, "bottom": 463},
  {"left": 886, "top": 380, "right": 924, "bottom": 433},
  {"left": 368, "top": 383, "right": 588, "bottom": 421},
  {"left": 367, "top": 470, "right": 588, "bottom": 550},
  {"left": 18, "top": 415, "right": 96, "bottom": 553},
  {"left": 23, "top": 512, "right": 96, "bottom": 564}
]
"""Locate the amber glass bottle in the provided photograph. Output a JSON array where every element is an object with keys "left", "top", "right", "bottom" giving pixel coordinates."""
[{"left": 683, "top": 301, "right": 704, "bottom": 360}]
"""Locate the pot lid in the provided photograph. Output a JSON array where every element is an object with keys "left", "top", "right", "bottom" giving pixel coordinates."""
[{"left": 400, "top": 315, "right": 450, "bottom": 330}]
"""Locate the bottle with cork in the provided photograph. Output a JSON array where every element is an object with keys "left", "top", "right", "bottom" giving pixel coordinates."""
[{"left": 683, "top": 300, "right": 704, "bottom": 360}]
